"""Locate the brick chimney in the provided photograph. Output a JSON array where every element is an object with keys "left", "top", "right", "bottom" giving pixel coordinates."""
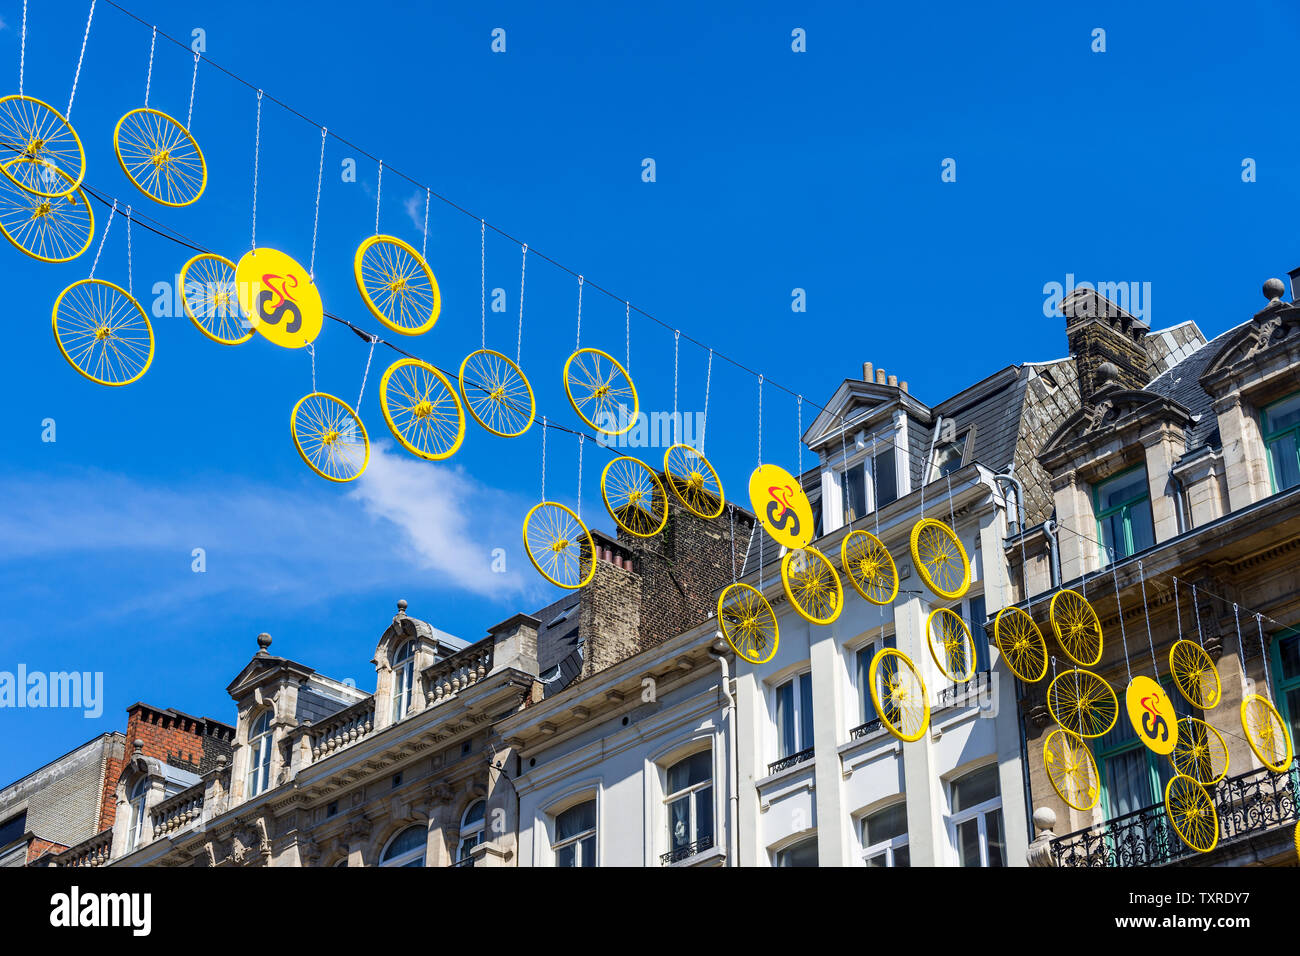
[
  {"left": 578, "top": 530, "right": 642, "bottom": 679},
  {"left": 1062, "top": 288, "right": 1151, "bottom": 401}
]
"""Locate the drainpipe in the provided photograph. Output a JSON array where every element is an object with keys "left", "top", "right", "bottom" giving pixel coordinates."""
[
  {"left": 1167, "top": 468, "right": 1189, "bottom": 534},
  {"left": 708, "top": 640, "right": 738, "bottom": 867},
  {"left": 924, "top": 415, "right": 943, "bottom": 499},
  {"left": 991, "top": 469, "right": 1026, "bottom": 538},
  {"left": 1043, "top": 518, "right": 1062, "bottom": 588}
]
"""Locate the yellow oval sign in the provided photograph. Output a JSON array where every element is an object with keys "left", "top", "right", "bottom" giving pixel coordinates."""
[
  {"left": 235, "top": 248, "right": 323, "bottom": 349},
  {"left": 1125, "top": 676, "right": 1179, "bottom": 756},
  {"left": 748, "top": 464, "right": 814, "bottom": 551}
]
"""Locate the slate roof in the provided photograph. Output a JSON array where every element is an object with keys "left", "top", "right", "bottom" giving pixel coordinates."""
[
  {"left": 531, "top": 592, "right": 582, "bottom": 693},
  {"left": 1144, "top": 322, "right": 1244, "bottom": 454}
]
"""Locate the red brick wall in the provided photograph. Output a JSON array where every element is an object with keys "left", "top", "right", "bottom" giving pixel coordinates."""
[{"left": 26, "top": 837, "right": 68, "bottom": 864}]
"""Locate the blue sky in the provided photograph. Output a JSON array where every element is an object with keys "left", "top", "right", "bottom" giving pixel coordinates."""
[{"left": 3, "top": 0, "right": 1300, "bottom": 784}]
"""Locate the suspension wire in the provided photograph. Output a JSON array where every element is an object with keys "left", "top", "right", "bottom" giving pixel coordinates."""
[
  {"left": 672, "top": 330, "right": 680, "bottom": 446},
  {"left": 88, "top": 199, "right": 117, "bottom": 279},
  {"left": 1256, "top": 613, "right": 1273, "bottom": 698},
  {"left": 1137, "top": 559, "right": 1159, "bottom": 677},
  {"left": 67, "top": 0, "right": 97, "bottom": 119},
  {"left": 945, "top": 472, "right": 956, "bottom": 533},
  {"left": 625, "top": 302, "right": 631, "bottom": 371},
  {"left": 18, "top": 0, "right": 26, "bottom": 96},
  {"left": 308, "top": 126, "right": 327, "bottom": 279},
  {"left": 1192, "top": 583, "right": 1204, "bottom": 645},
  {"left": 186, "top": 51, "right": 200, "bottom": 130},
  {"left": 1110, "top": 551, "right": 1133, "bottom": 684},
  {"left": 1233, "top": 603, "right": 1248, "bottom": 682},
  {"left": 576, "top": 433, "right": 583, "bottom": 516},
  {"left": 307, "top": 342, "right": 317, "bottom": 393},
  {"left": 701, "top": 349, "right": 712, "bottom": 454},
  {"left": 871, "top": 437, "right": 881, "bottom": 537},
  {"left": 421, "top": 187, "right": 430, "bottom": 260},
  {"left": 356, "top": 335, "right": 377, "bottom": 409},
  {"left": 796, "top": 396, "right": 803, "bottom": 475},
  {"left": 1173, "top": 575, "right": 1183, "bottom": 642},
  {"left": 143, "top": 26, "right": 156, "bottom": 107},
  {"left": 516, "top": 244, "right": 527, "bottom": 363},
  {"left": 373, "top": 159, "right": 383, "bottom": 235},
  {"left": 480, "top": 220, "right": 486, "bottom": 349},
  {"left": 757, "top": 375, "right": 763, "bottom": 466},
  {"left": 124, "top": 205, "right": 133, "bottom": 297},
  {"left": 728, "top": 504, "right": 738, "bottom": 584},
  {"left": 540, "top": 415, "right": 547, "bottom": 500},
  {"left": 250, "top": 90, "right": 262, "bottom": 251},
  {"left": 575, "top": 275, "right": 584, "bottom": 350}
]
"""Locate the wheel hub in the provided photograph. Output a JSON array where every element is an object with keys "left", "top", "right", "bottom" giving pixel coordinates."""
[
  {"left": 413, "top": 400, "right": 434, "bottom": 419},
  {"left": 322, "top": 429, "right": 340, "bottom": 446},
  {"left": 150, "top": 148, "right": 172, "bottom": 168}
]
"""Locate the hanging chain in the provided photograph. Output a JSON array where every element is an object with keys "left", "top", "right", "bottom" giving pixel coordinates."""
[
  {"left": 796, "top": 396, "right": 803, "bottom": 475},
  {"left": 871, "top": 437, "right": 881, "bottom": 537},
  {"left": 480, "top": 220, "right": 486, "bottom": 349},
  {"left": 18, "top": 0, "right": 26, "bottom": 97},
  {"left": 374, "top": 159, "right": 383, "bottom": 235},
  {"left": 575, "top": 275, "right": 584, "bottom": 350},
  {"left": 576, "top": 433, "right": 583, "bottom": 515},
  {"left": 516, "top": 244, "right": 527, "bottom": 363},
  {"left": 1256, "top": 613, "right": 1273, "bottom": 698},
  {"left": 625, "top": 301, "right": 630, "bottom": 371},
  {"left": 1111, "top": 554, "right": 1132, "bottom": 684},
  {"left": 945, "top": 472, "right": 956, "bottom": 532},
  {"left": 1192, "top": 583, "right": 1204, "bottom": 645},
  {"left": 757, "top": 374, "right": 763, "bottom": 466},
  {"left": 67, "top": 0, "right": 97, "bottom": 119},
  {"left": 421, "top": 188, "right": 430, "bottom": 260},
  {"left": 1137, "top": 560, "right": 1158, "bottom": 676},
  {"left": 540, "top": 415, "right": 548, "bottom": 500},
  {"left": 307, "top": 342, "right": 317, "bottom": 393},
  {"left": 1173, "top": 575, "right": 1183, "bottom": 642},
  {"left": 125, "top": 206, "right": 133, "bottom": 297},
  {"left": 701, "top": 349, "right": 713, "bottom": 454},
  {"left": 672, "top": 331, "right": 680, "bottom": 446},
  {"left": 250, "top": 90, "right": 263, "bottom": 250},
  {"left": 186, "top": 52, "right": 200, "bottom": 130},
  {"left": 1233, "top": 603, "right": 1247, "bottom": 676},
  {"left": 356, "top": 336, "right": 378, "bottom": 409},
  {"left": 308, "top": 127, "right": 327, "bottom": 279},
  {"left": 88, "top": 200, "right": 116, "bottom": 279},
  {"left": 143, "top": 26, "right": 156, "bottom": 107}
]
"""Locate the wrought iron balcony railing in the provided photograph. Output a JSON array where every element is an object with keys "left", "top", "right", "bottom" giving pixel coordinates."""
[
  {"left": 936, "top": 669, "right": 992, "bottom": 710},
  {"left": 768, "top": 746, "right": 815, "bottom": 776},
  {"left": 660, "top": 834, "right": 715, "bottom": 865},
  {"left": 1051, "top": 764, "right": 1297, "bottom": 867},
  {"left": 450, "top": 855, "right": 475, "bottom": 867},
  {"left": 850, "top": 718, "right": 884, "bottom": 740}
]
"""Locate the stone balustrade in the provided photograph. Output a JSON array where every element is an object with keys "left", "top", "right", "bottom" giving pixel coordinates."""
[
  {"left": 55, "top": 828, "right": 112, "bottom": 868},
  {"left": 310, "top": 697, "right": 376, "bottom": 761},
  {"left": 424, "top": 638, "right": 493, "bottom": 704},
  {"left": 150, "top": 783, "right": 205, "bottom": 839}
]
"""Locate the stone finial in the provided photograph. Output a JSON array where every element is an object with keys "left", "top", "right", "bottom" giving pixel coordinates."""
[
  {"left": 1096, "top": 361, "right": 1119, "bottom": 386},
  {"left": 133, "top": 738, "right": 144, "bottom": 755},
  {"left": 215, "top": 754, "right": 227, "bottom": 769},
  {"left": 1263, "top": 277, "right": 1286, "bottom": 302},
  {"left": 1026, "top": 806, "right": 1058, "bottom": 868},
  {"left": 397, "top": 599, "right": 408, "bottom": 616},
  {"left": 256, "top": 632, "right": 272, "bottom": 655}
]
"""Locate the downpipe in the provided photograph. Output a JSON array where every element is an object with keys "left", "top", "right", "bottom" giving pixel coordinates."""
[{"left": 709, "top": 640, "right": 739, "bottom": 867}]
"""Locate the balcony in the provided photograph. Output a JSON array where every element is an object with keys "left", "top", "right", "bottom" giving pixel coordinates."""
[
  {"left": 310, "top": 697, "right": 376, "bottom": 762},
  {"left": 768, "top": 746, "right": 815, "bottom": 776},
  {"left": 1051, "top": 765, "right": 1297, "bottom": 867},
  {"left": 150, "top": 783, "right": 205, "bottom": 840},
  {"left": 936, "top": 669, "right": 992, "bottom": 710},
  {"left": 660, "top": 834, "right": 715, "bottom": 865},
  {"left": 850, "top": 718, "right": 883, "bottom": 740},
  {"left": 424, "top": 638, "right": 494, "bottom": 705},
  {"left": 52, "top": 828, "right": 112, "bottom": 868}
]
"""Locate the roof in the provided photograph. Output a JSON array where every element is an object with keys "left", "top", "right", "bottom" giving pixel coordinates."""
[
  {"left": 531, "top": 592, "right": 582, "bottom": 689},
  {"left": 1145, "top": 322, "right": 1245, "bottom": 453}
]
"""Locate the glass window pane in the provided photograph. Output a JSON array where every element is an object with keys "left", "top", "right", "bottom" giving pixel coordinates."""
[
  {"left": 985, "top": 810, "right": 1005, "bottom": 867},
  {"left": 894, "top": 845, "right": 910, "bottom": 867},
  {"left": 776, "top": 837, "right": 818, "bottom": 867},
  {"left": 876, "top": 449, "right": 898, "bottom": 507},
  {"left": 669, "top": 795, "right": 690, "bottom": 848},
  {"left": 1099, "top": 472, "right": 1147, "bottom": 512},
  {"left": 776, "top": 680, "right": 795, "bottom": 757},
  {"left": 798, "top": 672, "right": 814, "bottom": 751},
  {"left": 556, "top": 800, "right": 595, "bottom": 840},
  {"left": 864, "top": 802, "right": 908, "bottom": 843},
  {"left": 843, "top": 467, "right": 866, "bottom": 522},
  {"left": 1269, "top": 434, "right": 1300, "bottom": 491},
  {"left": 462, "top": 800, "right": 486, "bottom": 827},
  {"left": 556, "top": 843, "right": 576, "bottom": 867},
  {"left": 579, "top": 835, "right": 596, "bottom": 867},
  {"left": 1264, "top": 392, "right": 1300, "bottom": 434},
  {"left": 1279, "top": 633, "right": 1300, "bottom": 681},
  {"left": 1283, "top": 686, "right": 1300, "bottom": 757},
  {"left": 383, "top": 826, "right": 425, "bottom": 861},
  {"left": 1104, "top": 748, "right": 1151, "bottom": 818},
  {"left": 967, "top": 594, "right": 990, "bottom": 672},
  {"left": 1126, "top": 500, "right": 1155, "bottom": 554},
  {"left": 864, "top": 851, "right": 886, "bottom": 867},
  {"left": 857, "top": 648, "right": 876, "bottom": 725},
  {"left": 956, "top": 818, "right": 981, "bottom": 866},
  {"left": 696, "top": 786, "right": 714, "bottom": 845},
  {"left": 952, "top": 765, "right": 999, "bottom": 811}
]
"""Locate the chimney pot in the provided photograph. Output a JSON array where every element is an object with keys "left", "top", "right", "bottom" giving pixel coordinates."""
[
  {"left": 876, "top": 369, "right": 886, "bottom": 385},
  {"left": 887, "top": 374, "right": 898, "bottom": 387},
  {"left": 900, "top": 380, "right": 909, "bottom": 393},
  {"left": 863, "top": 362, "right": 873, "bottom": 381},
  {"left": 1287, "top": 268, "right": 1300, "bottom": 302}
]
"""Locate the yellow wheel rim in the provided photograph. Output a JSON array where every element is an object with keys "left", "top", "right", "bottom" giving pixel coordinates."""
[
  {"left": 113, "top": 108, "right": 206, "bottom": 207},
  {"left": 1043, "top": 728, "right": 1099, "bottom": 812},
  {"left": 601, "top": 456, "right": 668, "bottom": 538},
  {"left": 1169, "top": 640, "right": 1221, "bottom": 710},
  {"left": 0, "top": 161, "right": 93, "bottom": 262},
  {"left": 993, "top": 607, "right": 1048, "bottom": 683},
  {"left": 52, "top": 279, "right": 154, "bottom": 386},
  {"left": 926, "top": 607, "right": 976, "bottom": 683},
  {"left": 870, "top": 648, "right": 930, "bottom": 743},
  {"left": 0, "top": 95, "right": 85, "bottom": 199},
  {"left": 523, "top": 501, "right": 595, "bottom": 590},
  {"left": 1165, "top": 774, "right": 1219, "bottom": 854},
  {"left": 1049, "top": 588, "right": 1103, "bottom": 667},
  {"left": 717, "top": 582, "right": 779, "bottom": 664},
  {"left": 840, "top": 530, "right": 897, "bottom": 605},
  {"left": 354, "top": 234, "right": 440, "bottom": 336},
  {"left": 1241, "top": 693, "right": 1293, "bottom": 773},
  {"left": 1170, "top": 717, "right": 1229, "bottom": 786},
  {"left": 781, "top": 546, "right": 843, "bottom": 625},
  {"left": 458, "top": 349, "right": 535, "bottom": 438},
  {"left": 563, "top": 347, "right": 638, "bottom": 436},
  {"left": 290, "top": 392, "right": 370, "bottom": 483},
  {"left": 663, "top": 444, "right": 724, "bottom": 519},
  {"left": 909, "top": 518, "right": 970, "bottom": 599},
  {"left": 180, "top": 253, "right": 250, "bottom": 345},
  {"left": 1047, "top": 668, "right": 1118, "bottom": 738},
  {"left": 379, "top": 358, "right": 465, "bottom": 461}
]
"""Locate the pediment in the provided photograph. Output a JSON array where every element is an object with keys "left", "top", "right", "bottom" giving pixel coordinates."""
[
  {"left": 1042, "top": 388, "right": 1192, "bottom": 464},
  {"left": 1199, "top": 304, "right": 1300, "bottom": 394},
  {"left": 802, "top": 378, "right": 929, "bottom": 449},
  {"left": 225, "top": 654, "right": 315, "bottom": 698}
]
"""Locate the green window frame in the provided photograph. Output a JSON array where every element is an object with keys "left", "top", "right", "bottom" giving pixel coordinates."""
[
  {"left": 1261, "top": 391, "right": 1300, "bottom": 494},
  {"left": 1093, "top": 464, "right": 1155, "bottom": 565},
  {"left": 1269, "top": 626, "right": 1300, "bottom": 776}
]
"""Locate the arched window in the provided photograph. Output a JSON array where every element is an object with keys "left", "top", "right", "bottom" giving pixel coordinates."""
[
  {"left": 380, "top": 826, "right": 426, "bottom": 867},
  {"left": 457, "top": 800, "right": 486, "bottom": 862},
  {"left": 127, "top": 777, "right": 149, "bottom": 851},
  {"left": 665, "top": 751, "right": 713, "bottom": 861},
  {"left": 246, "top": 710, "right": 274, "bottom": 798},
  {"left": 391, "top": 640, "right": 415, "bottom": 722}
]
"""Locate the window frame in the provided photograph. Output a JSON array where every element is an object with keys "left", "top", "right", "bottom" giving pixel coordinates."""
[
  {"left": 1093, "top": 463, "right": 1155, "bottom": 565},
  {"left": 245, "top": 709, "right": 274, "bottom": 799},
  {"left": 379, "top": 825, "right": 427, "bottom": 867},
  {"left": 457, "top": 799, "right": 486, "bottom": 862},
  {"left": 551, "top": 798, "right": 598, "bottom": 868},
  {"left": 772, "top": 834, "right": 819, "bottom": 867},
  {"left": 945, "top": 764, "right": 1005, "bottom": 867},
  {"left": 1261, "top": 390, "right": 1300, "bottom": 494},
  {"left": 837, "top": 439, "right": 899, "bottom": 526},
  {"left": 391, "top": 639, "right": 416, "bottom": 723},
  {"left": 929, "top": 429, "right": 972, "bottom": 482},
  {"left": 851, "top": 631, "right": 896, "bottom": 733},
  {"left": 1269, "top": 626, "right": 1300, "bottom": 783},
  {"left": 858, "top": 799, "right": 909, "bottom": 867},
  {"left": 663, "top": 749, "right": 715, "bottom": 859},
  {"left": 127, "top": 776, "right": 150, "bottom": 851},
  {"left": 772, "top": 669, "right": 815, "bottom": 761}
]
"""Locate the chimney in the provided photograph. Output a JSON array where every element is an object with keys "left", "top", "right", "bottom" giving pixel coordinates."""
[
  {"left": 900, "top": 381, "right": 908, "bottom": 394},
  {"left": 887, "top": 374, "right": 898, "bottom": 388},
  {"left": 876, "top": 368, "right": 886, "bottom": 385},
  {"left": 487, "top": 613, "right": 541, "bottom": 675},
  {"left": 1062, "top": 289, "right": 1151, "bottom": 401},
  {"left": 1284, "top": 269, "right": 1300, "bottom": 303},
  {"left": 863, "top": 362, "right": 873, "bottom": 382}
]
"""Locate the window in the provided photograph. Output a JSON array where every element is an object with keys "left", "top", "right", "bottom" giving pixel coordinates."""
[
  {"left": 948, "top": 765, "right": 1005, "bottom": 867},
  {"left": 966, "top": 593, "right": 991, "bottom": 674},
  {"left": 127, "top": 777, "right": 149, "bottom": 851},
  {"left": 457, "top": 800, "right": 486, "bottom": 862},
  {"left": 774, "top": 672, "right": 814, "bottom": 759},
  {"left": 840, "top": 446, "right": 897, "bottom": 524},
  {"left": 246, "top": 710, "right": 273, "bottom": 798},
  {"left": 1263, "top": 391, "right": 1300, "bottom": 493},
  {"left": 552, "top": 800, "right": 596, "bottom": 867},
  {"left": 391, "top": 639, "right": 415, "bottom": 722},
  {"left": 860, "top": 801, "right": 909, "bottom": 867},
  {"left": 1273, "top": 628, "right": 1300, "bottom": 758},
  {"left": 1093, "top": 678, "right": 1192, "bottom": 821},
  {"left": 665, "top": 751, "right": 714, "bottom": 859},
  {"left": 930, "top": 431, "right": 969, "bottom": 481},
  {"left": 1094, "top": 466, "right": 1155, "bottom": 564},
  {"left": 0, "top": 811, "right": 25, "bottom": 850},
  {"left": 380, "top": 826, "right": 426, "bottom": 867},
  {"left": 855, "top": 634, "right": 896, "bottom": 728},
  {"left": 774, "top": 836, "right": 818, "bottom": 867}
]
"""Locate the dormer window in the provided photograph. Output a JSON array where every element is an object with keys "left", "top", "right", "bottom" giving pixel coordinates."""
[
  {"left": 127, "top": 777, "right": 149, "bottom": 851},
  {"left": 1263, "top": 391, "right": 1300, "bottom": 493},
  {"left": 839, "top": 444, "right": 897, "bottom": 524},
  {"left": 246, "top": 710, "right": 273, "bottom": 798},
  {"left": 391, "top": 639, "right": 415, "bottom": 722},
  {"left": 1093, "top": 466, "right": 1154, "bottom": 565},
  {"left": 930, "top": 431, "right": 970, "bottom": 481}
]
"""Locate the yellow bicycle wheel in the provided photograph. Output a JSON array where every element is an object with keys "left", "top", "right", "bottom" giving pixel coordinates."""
[
  {"left": 1043, "top": 728, "right": 1099, "bottom": 812},
  {"left": 1241, "top": 694, "right": 1293, "bottom": 773},
  {"left": 1047, "top": 668, "right": 1118, "bottom": 738},
  {"left": 663, "top": 444, "right": 724, "bottom": 519},
  {"left": 1049, "top": 588, "right": 1103, "bottom": 667},
  {"left": 290, "top": 392, "right": 370, "bottom": 483},
  {"left": 354, "top": 234, "right": 440, "bottom": 336},
  {"left": 910, "top": 518, "right": 970, "bottom": 599},
  {"left": 0, "top": 95, "right": 85, "bottom": 199},
  {"left": 180, "top": 253, "right": 250, "bottom": 345},
  {"left": 51, "top": 279, "right": 153, "bottom": 386},
  {"left": 0, "top": 162, "right": 93, "bottom": 262},
  {"left": 717, "top": 582, "right": 779, "bottom": 664},
  {"left": 927, "top": 607, "right": 975, "bottom": 683},
  {"left": 379, "top": 358, "right": 465, "bottom": 461},
  {"left": 459, "top": 349, "right": 535, "bottom": 438},
  {"left": 1170, "top": 717, "right": 1229, "bottom": 786},
  {"left": 113, "top": 108, "right": 206, "bottom": 207},
  {"left": 1165, "top": 774, "right": 1219, "bottom": 854},
  {"left": 1169, "top": 640, "right": 1221, "bottom": 710},
  {"left": 840, "top": 530, "right": 898, "bottom": 605},
  {"left": 781, "top": 546, "right": 843, "bottom": 625},
  {"left": 601, "top": 456, "right": 668, "bottom": 538},
  {"left": 563, "top": 348, "right": 638, "bottom": 436},
  {"left": 870, "top": 648, "right": 930, "bottom": 743},
  {"left": 523, "top": 502, "right": 595, "bottom": 590},
  {"left": 993, "top": 607, "right": 1048, "bottom": 683}
]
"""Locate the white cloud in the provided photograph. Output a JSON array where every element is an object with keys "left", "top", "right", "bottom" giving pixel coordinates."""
[{"left": 403, "top": 190, "right": 425, "bottom": 235}]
